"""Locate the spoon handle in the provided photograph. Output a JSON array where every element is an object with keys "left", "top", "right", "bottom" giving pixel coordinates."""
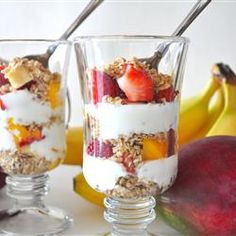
[
  {"left": 172, "top": 0, "right": 212, "bottom": 36},
  {"left": 59, "top": 0, "right": 104, "bottom": 40}
]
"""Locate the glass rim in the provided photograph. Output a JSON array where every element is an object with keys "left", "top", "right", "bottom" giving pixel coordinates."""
[
  {"left": 0, "top": 39, "right": 71, "bottom": 44},
  {"left": 73, "top": 35, "right": 189, "bottom": 43}
]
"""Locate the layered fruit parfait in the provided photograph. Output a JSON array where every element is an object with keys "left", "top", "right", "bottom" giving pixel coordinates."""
[
  {"left": 83, "top": 57, "right": 179, "bottom": 198},
  {"left": 0, "top": 57, "right": 65, "bottom": 175}
]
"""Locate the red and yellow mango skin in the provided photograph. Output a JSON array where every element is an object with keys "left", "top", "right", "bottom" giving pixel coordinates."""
[{"left": 157, "top": 136, "right": 236, "bottom": 236}]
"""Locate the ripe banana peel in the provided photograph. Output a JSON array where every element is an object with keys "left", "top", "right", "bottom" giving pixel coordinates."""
[
  {"left": 179, "top": 77, "right": 220, "bottom": 145},
  {"left": 179, "top": 63, "right": 227, "bottom": 145},
  {"left": 207, "top": 65, "right": 236, "bottom": 136},
  {"left": 64, "top": 127, "right": 83, "bottom": 165},
  {"left": 73, "top": 172, "right": 105, "bottom": 207}
]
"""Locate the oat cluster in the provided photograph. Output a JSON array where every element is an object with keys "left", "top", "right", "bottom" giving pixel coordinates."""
[
  {"left": 107, "top": 175, "right": 160, "bottom": 198},
  {"left": 0, "top": 151, "right": 51, "bottom": 175}
]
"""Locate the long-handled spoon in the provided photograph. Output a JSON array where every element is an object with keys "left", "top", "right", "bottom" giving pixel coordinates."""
[
  {"left": 24, "top": 0, "right": 104, "bottom": 67},
  {"left": 140, "top": 0, "right": 212, "bottom": 69},
  {"left": 24, "top": 0, "right": 104, "bottom": 126}
]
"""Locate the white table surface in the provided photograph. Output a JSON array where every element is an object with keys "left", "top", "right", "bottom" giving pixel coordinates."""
[{"left": 0, "top": 165, "right": 181, "bottom": 236}]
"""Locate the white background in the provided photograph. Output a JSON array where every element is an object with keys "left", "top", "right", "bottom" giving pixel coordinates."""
[{"left": 0, "top": 0, "right": 235, "bottom": 125}]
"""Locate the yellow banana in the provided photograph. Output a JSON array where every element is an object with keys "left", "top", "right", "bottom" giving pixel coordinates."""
[
  {"left": 207, "top": 72, "right": 236, "bottom": 136},
  {"left": 193, "top": 87, "right": 224, "bottom": 139},
  {"left": 179, "top": 75, "right": 220, "bottom": 145},
  {"left": 64, "top": 127, "right": 83, "bottom": 165},
  {"left": 73, "top": 172, "right": 105, "bottom": 207}
]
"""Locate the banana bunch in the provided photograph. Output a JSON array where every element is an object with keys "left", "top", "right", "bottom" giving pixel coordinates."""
[{"left": 179, "top": 63, "right": 236, "bottom": 145}]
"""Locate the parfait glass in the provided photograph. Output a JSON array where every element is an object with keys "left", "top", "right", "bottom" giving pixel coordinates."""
[
  {"left": 0, "top": 40, "right": 72, "bottom": 235},
  {"left": 74, "top": 35, "right": 188, "bottom": 235}
]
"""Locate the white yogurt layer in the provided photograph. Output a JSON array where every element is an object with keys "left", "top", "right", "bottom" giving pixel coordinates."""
[
  {"left": 0, "top": 122, "right": 65, "bottom": 161},
  {"left": 30, "top": 123, "right": 65, "bottom": 161},
  {"left": 85, "top": 102, "right": 178, "bottom": 139},
  {"left": 0, "top": 126, "right": 16, "bottom": 150},
  {"left": 0, "top": 90, "right": 63, "bottom": 125},
  {"left": 83, "top": 152, "right": 127, "bottom": 192},
  {"left": 83, "top": 154, "right": 177, "bottom": 193},
  {"left": 138, "top": 155, "right": 178, "bottom": 192}
]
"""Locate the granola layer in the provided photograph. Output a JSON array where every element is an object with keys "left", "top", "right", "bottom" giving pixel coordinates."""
[{"left": 0, "top": 151, "right": 51, "bottom": 175}]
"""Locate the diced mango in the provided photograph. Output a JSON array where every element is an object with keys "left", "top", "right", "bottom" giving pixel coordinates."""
[
  {"left": 4, "top": 65, "right": 33, "bottom": 89},
  {"left": 143, "top": 139, "right": 167, "bottom": 160},
  {"left": 47, "top": 75, "right": 61, "bottom": 109},
  {"left": 8, "top": 118, "right": 29, "bottom": 147},
  {"left": 7, "top": 118, "right": 43, "bottom": 148}
]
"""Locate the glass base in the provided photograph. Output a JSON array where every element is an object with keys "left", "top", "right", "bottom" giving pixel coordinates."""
[
  {"left": 104, "top": 196, "right": 156, "bottom": 236},
  {"left": 0, "top": 206, "right": 72, "bottom": 235},
  {"left": 0, "top": 173, "right": 73, "bottom": 235},
  {"left": 104, "top": 232, "right": 156, "bottom": 236}
]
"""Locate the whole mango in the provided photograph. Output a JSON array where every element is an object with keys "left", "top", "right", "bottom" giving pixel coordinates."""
[{"left": 158, "top": 136, "right": 236, "bottom": 236}]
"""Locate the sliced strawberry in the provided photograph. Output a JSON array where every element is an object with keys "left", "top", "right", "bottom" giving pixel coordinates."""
[
  {"left": 0, "top": 99, "right": 6, "bottom": 110},
  {"left": 87, "top": 141, "right": 95, "bottom": 156},
  {"left": 155, "top": 86, "right": 178, "bottom": 103},
  {"left": 90, "top": 69, "right": 98, "bottom": 104},
  {"left": 167, "top": 128, "right": 176, "bottom": 156},
  {"left": 122, "top": 151, "right": 135, "bottom": 174},
  {"left": 99, "top": 141, "right": 113, "bottom": 158},
  {"left": 86, "top": 139, "right": 113, "bottom": 158},
  {"left": 117, "top": 64, "right": 154, "bottom": 102},
  {"left": 90, "top": 69, "right": 125, "bottom": 104}
]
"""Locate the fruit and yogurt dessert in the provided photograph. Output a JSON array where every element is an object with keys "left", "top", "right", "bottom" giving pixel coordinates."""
[
  {"left": 0, "top": 57, "right": 65, "bottom": 175},
  {"left": 83, "top": 57, "right": 179, "bottom": 198}
]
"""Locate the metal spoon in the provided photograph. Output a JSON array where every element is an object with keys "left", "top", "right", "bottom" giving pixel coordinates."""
[
  {"left": 24, "top": 0, "right": 104, "bottom": 126},
  {"left": 141, "top": 0, "right": 212, "bottom": 69},
  {"left": 24, "top": 0, "right": 104, "bottom": 67}
]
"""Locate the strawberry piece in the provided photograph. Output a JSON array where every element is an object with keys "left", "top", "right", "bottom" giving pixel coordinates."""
[
  {"left": 86, "top": 139, "right": 113, "bottom": 158},
  {"left": 122, "top": 151, "right": 135, "bottom": 174},
  {"left": 117, "top": 64, "right": 154, "bottom": 102},
  {"left": 90, "top": 69, "right": 125, "bottom": 104},
  {"left": 98, "top": 141, "right": 113, "bottom": 158},
  {"left": 0, "top": 99, "right": 6, "bottom": 110},
  {"left": 0, "top": 72, "right": 9, "bottom": 87},
  {"left": 167, "top": 128, "right": 176, "bottom": 156},
  {"left": 155, "top": 86, "right": 178, "bottom": 103},
  {"left": 0, "top": 65, "right": 7, "bottom": 71},
  {"left": 0, "top": 65, "right": 6, "bottom": 71},
  {"left": 87, "top": 141, "right": 95, "bottom": 156},
  {"left": 90, "top": 69, "right": 98, "bottom": 104}
]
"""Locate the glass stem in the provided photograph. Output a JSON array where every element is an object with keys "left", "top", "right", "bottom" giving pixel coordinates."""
[
  {"left": 6, "top": 173, "right": 49, "bottom": 209},
  {"left": 104, "top": 196, "right": 156, "bottom": 236}
]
